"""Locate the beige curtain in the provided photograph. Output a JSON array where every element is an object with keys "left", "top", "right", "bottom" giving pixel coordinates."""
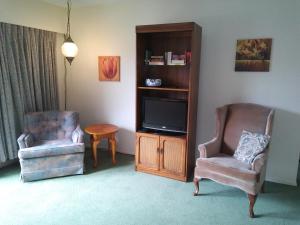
[{"left": 0, "top": 22, "right": 59, "bottom": 163}]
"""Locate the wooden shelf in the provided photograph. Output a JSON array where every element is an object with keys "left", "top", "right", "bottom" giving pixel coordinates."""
[
  {"left": 135, "top": 22, "right": 202, "bottom": 181},
  {"left": 145, "top": 64, "right": 188, "bottom": 67},
  {"left": 137, "top": 86, "right": 189, "bottom": 92}
]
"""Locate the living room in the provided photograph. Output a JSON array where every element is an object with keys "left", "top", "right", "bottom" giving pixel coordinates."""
[{"left": 0, "top": 0, "right": 299, "bottom": 224}]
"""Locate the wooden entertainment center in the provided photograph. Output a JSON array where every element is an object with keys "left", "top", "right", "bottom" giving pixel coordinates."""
[{"left": 135, "top": 22, "right": 202, "bottom": 181}]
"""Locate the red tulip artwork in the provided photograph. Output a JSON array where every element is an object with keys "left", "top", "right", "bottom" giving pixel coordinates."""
[{"left": 98, "top": 56, "right": 120, "bottom": 81}]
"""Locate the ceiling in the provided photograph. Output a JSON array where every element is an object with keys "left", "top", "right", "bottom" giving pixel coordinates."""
[{"left": 40, "top": 0, "right": 122, "bottom": 7}]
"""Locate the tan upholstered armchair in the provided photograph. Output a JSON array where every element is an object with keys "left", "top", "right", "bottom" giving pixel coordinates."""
[{"left": 193, "top": 103, "right": 274, "bottom": 218}]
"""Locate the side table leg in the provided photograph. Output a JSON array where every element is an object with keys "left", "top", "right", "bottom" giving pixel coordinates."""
[
  {"left": 90, "top": 135, "right": 94, "bottom": 159},
  {"left": 109, "top": 136, "right": 117, "bottom": 164},
  {"left": 108, "top": 137, "right": 112, "bottom": 156},
  {"left": 92, "top": 135, "right": 100, "bottom": 168}
]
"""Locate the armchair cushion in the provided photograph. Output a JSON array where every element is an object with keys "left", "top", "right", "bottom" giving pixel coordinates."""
[
  {"left": 196, "top": 154, "right": 253, "bottom": 174},
  {"left": 195, "top": 153, "right": 259, "bottom": 195},
  {"left": 24, "top": 111, "right": 78, "bottom": 141},
  {"left": 234, "top": 130, "right": 270, "bottom": 164}
]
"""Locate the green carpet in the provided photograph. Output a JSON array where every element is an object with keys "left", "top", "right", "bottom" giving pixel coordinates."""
[{"left": 0, "top": 152, "right": 299, "bottom": 225}]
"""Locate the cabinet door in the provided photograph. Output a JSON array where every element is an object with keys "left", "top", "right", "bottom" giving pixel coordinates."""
[
  {"left": 159, "top": 136, "right": 186, "bottom": 176},
  {"left": 135, "top": 133, "right": 160, "bottom": 170}
]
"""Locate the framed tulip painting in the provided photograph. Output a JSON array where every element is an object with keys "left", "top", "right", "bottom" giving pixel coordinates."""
[
  {"left": 98, "top": 56, "right": 120, "bottom": 81},
  {"left": 235, "top": 38, "right": 272, "bottom": 72}
]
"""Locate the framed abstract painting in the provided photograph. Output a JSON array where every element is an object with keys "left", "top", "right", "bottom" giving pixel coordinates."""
[
  {"left": 98, "top": 56, "right": 120, "bottom": 81},
  {"left": 235, "top": 38, "right": 272, "bottom": 72}
]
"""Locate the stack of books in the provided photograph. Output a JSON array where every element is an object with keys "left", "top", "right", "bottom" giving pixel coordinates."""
[
  {"left": 145, "top": 51, "right": 192, "bottom": 66},
  {"left": 165, "top": 52, "right": 188, "bottom": 65},
  {"left": 148, "top": 56, "right": 164, "bottom": 65}
]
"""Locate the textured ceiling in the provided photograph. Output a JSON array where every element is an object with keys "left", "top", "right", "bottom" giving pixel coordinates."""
[{"left": 40, "top": 0, "right": 122, "bottom": 7}]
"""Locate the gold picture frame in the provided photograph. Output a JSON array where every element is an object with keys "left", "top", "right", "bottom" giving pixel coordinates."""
[{"left": 235, "top": 38, "right": 272, "bottom": 72}]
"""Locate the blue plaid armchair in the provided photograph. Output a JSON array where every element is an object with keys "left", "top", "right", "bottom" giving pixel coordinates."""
[{"left": 17, "top": 111, "right": 85, "bottom": 182}]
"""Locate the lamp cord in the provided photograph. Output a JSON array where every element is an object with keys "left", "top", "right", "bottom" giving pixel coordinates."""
[
  {"left": 64, "top": 0, "right": 75, "bottom": 110},
  {"left": 66, "top": 0, "right": 71, "bottom": 38},
  {"left": 64, "top": 57, "right": 67, "bottom": 110}
]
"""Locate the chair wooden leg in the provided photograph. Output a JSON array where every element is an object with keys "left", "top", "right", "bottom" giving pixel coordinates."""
[
  {"left": 248, "top": 194, "right": 257, "bottom": 218},
  {"left": 193, "top": 177, "right": 199, "bottom": 196}
]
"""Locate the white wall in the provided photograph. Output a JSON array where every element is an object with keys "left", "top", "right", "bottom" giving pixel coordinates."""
[
  {"left": 69, "top": 0, "right": 300, "bottom": 186},
  {"left": 0, "top": 0, "right": 65, "bottom": 33}
]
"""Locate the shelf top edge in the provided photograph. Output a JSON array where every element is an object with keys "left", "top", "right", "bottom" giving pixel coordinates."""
[
  {"left": 137, "top": 86, "right": 189, "bottom": 92},
  {"left": 136, "top": 22, "right": 201, "bottom": 33}
]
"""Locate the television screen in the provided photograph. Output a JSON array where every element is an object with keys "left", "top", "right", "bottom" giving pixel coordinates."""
[{"left": 142, "top": 97, "right": 187, "bottom": 133}]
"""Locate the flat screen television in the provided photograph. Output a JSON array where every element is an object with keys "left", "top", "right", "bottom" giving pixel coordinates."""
[{"left": 142, "top": 97, "right": 187, "bottom": 133}]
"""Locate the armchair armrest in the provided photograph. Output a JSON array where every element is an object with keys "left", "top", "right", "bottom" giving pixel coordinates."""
[
  {"left": 251, "top": 153, "right": 267, "bottom": 173},
  {"left": 17, "top": 133, "right": 34, "bottom": 149},
  {"left": 72, "top": 125, "right": 84, "bottom": 143},
  {"left": 198, "top": 137, "right": 221, "bottom": 158},
  {"left": 18, "top": 143, "right": 84, "bottom": 159}
]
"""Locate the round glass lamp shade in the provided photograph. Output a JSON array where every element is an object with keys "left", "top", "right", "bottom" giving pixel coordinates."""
[{"left": 61, "top": 41, "right": 78, "bottom": 58}]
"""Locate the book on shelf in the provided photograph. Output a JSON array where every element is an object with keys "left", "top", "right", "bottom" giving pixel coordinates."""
[
  {"left": 148, "top": 55, "right": 165, "bottom": 65},
  {"left": 170, "top": 59, "right": 185, "bottom": 65},
  {"left": 165, "top": 52, "right": 189, "bottom": 65},
  {"left": 165, "top": 52, "right": 172, "bottom": 65},
  {"left": 151, "top": 56, "right": 164, "bottom": 59},
  {"left": 148, "top": 61, "right": 164, "bottom": 65},
  {"left": 144, "top": 51, "right": 192, "bottom": 66}
]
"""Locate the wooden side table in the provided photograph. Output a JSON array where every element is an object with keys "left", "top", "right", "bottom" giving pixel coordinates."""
[{"left": 84, "top": 124, "right": 118, "bottom": 168}]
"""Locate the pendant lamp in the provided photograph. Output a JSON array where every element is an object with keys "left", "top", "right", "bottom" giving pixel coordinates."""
[{"left": 61, "top": 0, "right": 78, "bottom": 64}]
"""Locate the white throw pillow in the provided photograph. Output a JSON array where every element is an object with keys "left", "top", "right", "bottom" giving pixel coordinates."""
[{"left": 234, "top": 130, "right": 270, "bottom": 164}]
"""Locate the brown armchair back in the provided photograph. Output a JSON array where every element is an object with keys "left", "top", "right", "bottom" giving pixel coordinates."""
[{"left": 221, "top": 103, "right": 274, "bottom": 155}]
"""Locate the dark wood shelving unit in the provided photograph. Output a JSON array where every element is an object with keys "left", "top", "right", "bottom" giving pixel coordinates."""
[
  {"left": 137, "top": 86, "right": 189, "bottom": 92},
  {"left": 135, "top": 22, "right": 202, "bottom": 181},
  {"left": 144, "top": 64, "right": 189, "bottom": 67}
]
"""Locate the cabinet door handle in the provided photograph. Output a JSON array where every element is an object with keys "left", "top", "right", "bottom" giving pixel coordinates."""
[{"left": 160, "top": 148, "right": 163, "bottom": 154}]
